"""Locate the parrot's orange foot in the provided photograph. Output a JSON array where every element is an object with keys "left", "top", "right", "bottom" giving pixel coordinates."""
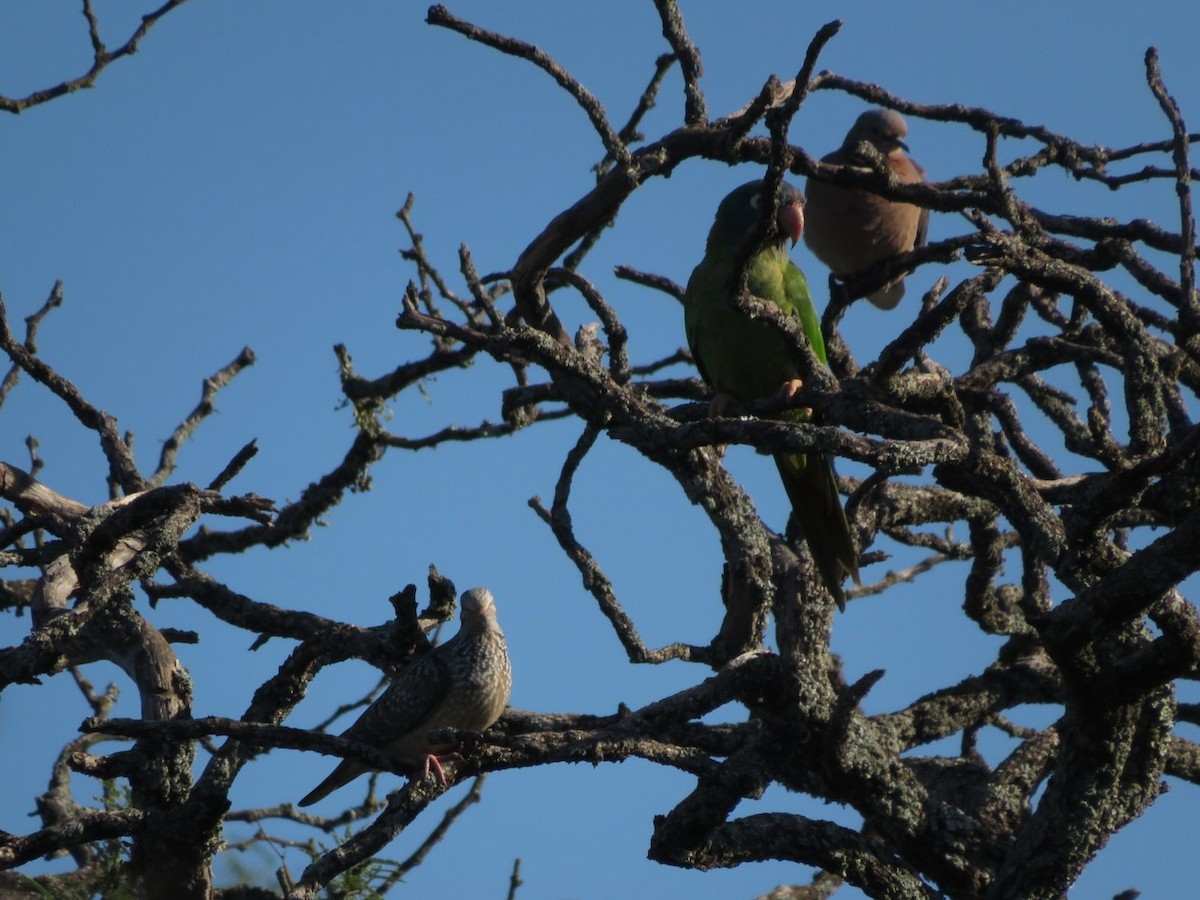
[
  {"left": 777, "top": 379, "right": 812, "bottom": 416},
  {"left": 778, "top": 378, "right": 804, "bottom": 400}
]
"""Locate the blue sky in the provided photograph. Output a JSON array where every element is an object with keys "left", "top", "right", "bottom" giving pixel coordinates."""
[{"left": 2, "top": 2, "right": 1198, "bottom": 897}]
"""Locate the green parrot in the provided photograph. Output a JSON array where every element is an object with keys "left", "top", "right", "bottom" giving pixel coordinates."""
[{"left": 684, "top": 179, "right": 861, "bottom": 608}]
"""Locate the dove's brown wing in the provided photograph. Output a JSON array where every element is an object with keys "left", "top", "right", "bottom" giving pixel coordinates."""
[{"left": 297, "top": 645, "right": 455, "bottom": 807}]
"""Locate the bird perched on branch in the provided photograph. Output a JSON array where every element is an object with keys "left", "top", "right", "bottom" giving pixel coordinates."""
[
  {"left": 298, "top": 587, "right": 512, "bottom": 807},
  {"left": 803, "top": 108, "right": 928, "bottom": 309},
  {"left": 683, "top": 179, "right": 860, "bottom": 608}
]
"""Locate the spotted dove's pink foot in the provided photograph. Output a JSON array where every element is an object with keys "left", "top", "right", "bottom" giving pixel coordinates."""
[
  {"left": 422, "top": 753, "right": 449, "bottom": 787},
  {"left": 422, "top": 751, "right": 466, "bottom": 787}
]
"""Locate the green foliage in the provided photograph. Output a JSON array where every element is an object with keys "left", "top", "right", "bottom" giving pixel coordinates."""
[{"left": 303, "top": 829, "right": 405, "bottom": 899}]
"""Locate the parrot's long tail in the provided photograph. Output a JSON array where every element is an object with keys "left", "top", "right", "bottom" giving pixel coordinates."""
[{"left": 775, "top": 451, "right": 861, "bottom": 611}]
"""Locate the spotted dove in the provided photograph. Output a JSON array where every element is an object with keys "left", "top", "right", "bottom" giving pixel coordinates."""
[
  {"left": 298, "top": 587, "right": 512, "bottom": 806},
  {"left": 803, "top": 108, "right": 928, "bottom": 309}
]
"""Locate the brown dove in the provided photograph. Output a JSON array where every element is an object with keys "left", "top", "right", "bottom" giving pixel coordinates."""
[
  {"left": 298, "top": 587, "right": 512, "bottom": 806},
  {"left": 804, "top": 108, "right": 928, "bottom": 309}
]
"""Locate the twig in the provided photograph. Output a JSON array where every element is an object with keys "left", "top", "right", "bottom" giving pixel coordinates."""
[
  {"left": 0, "top": 295, "right": 144, "bottom": 492},
  {"left": 613, "top": 265, "right": 686, "bottom": 303},
  {"left": 427, "top": 6, "right": 628, "bottom": 166},
  {"left": 392, "top": 776, "right": 487, "bottom": 882},
  {"left": 1144, "top": 48, "right": 1198, "bottom": 336},
  {"left": 650, "top": 0, "right": 706, "bottom": 125},
  {"left": 0, "top": 0, "right": 192, "bottom": 114},
  {"left": 152, "top": 348, "right": 257, "bottom": 486}
]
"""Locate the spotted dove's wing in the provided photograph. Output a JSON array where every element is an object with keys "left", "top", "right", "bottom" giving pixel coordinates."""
[
  {"left": 342, "top": 647, "right": 454, "bottom": 746},
  {"left": 297, "top": 644, "right": 454, "bottom": 807}
]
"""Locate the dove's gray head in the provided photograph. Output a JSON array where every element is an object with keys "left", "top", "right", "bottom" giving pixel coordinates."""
[
  {"left": 460, "top": 587, "right": 498, "bottom": 626},
  {"left": 844, "top": 109, "right": 910, "bottom": 156}
]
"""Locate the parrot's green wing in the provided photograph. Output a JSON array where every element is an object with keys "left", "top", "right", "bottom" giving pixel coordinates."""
[
  {"left": 783, "top": 259, "right": 826, "bottom": 365},
  {"left": 684, "top": 180, "right": 860, "bottom": 607},
  {"left": 771, "top": 258, "right": 860, "bottom": 608}
]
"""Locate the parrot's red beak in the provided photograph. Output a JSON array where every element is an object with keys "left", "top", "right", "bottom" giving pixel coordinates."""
[{"left": 779, "top": 199, "right": 804, "bottom": 246}]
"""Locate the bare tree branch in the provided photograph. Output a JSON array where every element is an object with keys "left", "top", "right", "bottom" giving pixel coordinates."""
[
  {"left": 2, "top": 7, "right": 1198, "bottom": 898},
  {"left": 0, "top": 1, "right": 192, "bottom": 114}
]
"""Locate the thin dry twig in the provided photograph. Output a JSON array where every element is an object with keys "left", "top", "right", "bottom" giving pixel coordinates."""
[{"left": 0, "top": 0, "right": 192, "bottom": 114}]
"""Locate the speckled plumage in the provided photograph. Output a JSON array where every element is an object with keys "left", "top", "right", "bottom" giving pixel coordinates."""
[
  {"left": 298, "top": 588, "right": 512, "bottom": 807},
  {"left": 804, "top": 108, "right": 928, "bottom": 309}
]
